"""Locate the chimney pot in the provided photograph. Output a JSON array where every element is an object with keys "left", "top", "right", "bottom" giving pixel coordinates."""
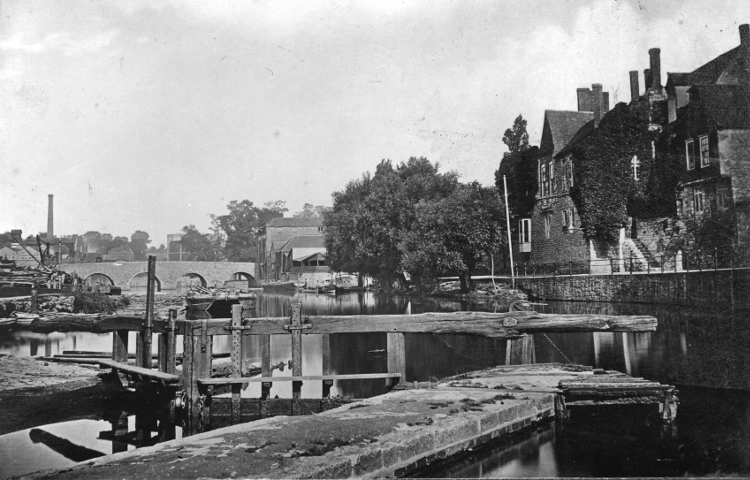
[
  {"left": 648, "top": 48, "right": 662, "bottom": 88},
  {"left": 629, "top": 70, "right": 640, "bottom": 102},
  {"left": 741, "top": 24, "right": 750, "bottom": 46}
]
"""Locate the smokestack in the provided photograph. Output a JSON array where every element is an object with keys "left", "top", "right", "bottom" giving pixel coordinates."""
[
  {"left": 644, "top": 69, "right": 653, "bottom": 91},
  {"left": 649, "top": 48, "right": 661, "bottom": 89},
  {"left": 592, "top": 83, "right": 604, "bottom": 126},
  {"left": 629, "top": 71, "right": 640, "bottom": 102},
  {"left": 47, "top": 194, "right": 54, "bottom": 240},
  {"left": 741, "top": 24, "right": 749, "bottom": 46}
]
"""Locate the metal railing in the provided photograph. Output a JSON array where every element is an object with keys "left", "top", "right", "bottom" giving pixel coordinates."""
[{"left": 513, "top": 246, "right": 747, "bottom": 277}]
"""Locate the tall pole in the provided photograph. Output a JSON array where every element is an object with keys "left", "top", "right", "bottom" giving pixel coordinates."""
[
  {"left": 503, "top": 175, "right": 515, "bottom": 289},
  {"left": 143, "top": 255, "right": 156, "bottom": 367}
]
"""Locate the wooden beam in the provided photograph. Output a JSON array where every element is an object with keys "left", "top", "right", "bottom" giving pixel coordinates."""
[
  {"left": 96, "top": 358, "right": 181, "bottom": 383},
  {"left": 198, "top": 373, "right": 402, "bottom": 385},
  {"left": 188, "top": 311, "right": 658, "bottom": 338}
]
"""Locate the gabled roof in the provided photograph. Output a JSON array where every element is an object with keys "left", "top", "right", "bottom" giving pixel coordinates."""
[
  {"left": 667, "top": 45, "right": 750, "bottom": 89},
  {"left": 691, "top": 84, "right": 750, "bottom": 129},
  {"left": 267, "top": 217, "right": 324, "bottom": 228},
  {"left": 554, "top": 119, "right": 596, "bottom": 158},
  {"left": 280, "top": 235, "right": 325, "bottom": 253},
  {"left": 539, "top": 110, "right": 594, "bottom": 157}
]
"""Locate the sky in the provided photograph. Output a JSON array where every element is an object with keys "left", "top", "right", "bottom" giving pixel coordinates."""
[{"left": 1, "top": 0, "right": 749, "bottom": 247}]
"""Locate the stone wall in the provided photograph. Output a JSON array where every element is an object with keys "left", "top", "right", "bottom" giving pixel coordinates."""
[
  {"left": 528, "top": 194, "right": 589, "bottom": 266},
  {"left": 517, "top": 268, "right": 750, "bottom": 308}
]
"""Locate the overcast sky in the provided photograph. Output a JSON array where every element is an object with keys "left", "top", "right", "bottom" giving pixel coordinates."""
[{"left": 1, "top": 0, "right": 748, "bottom": 246}]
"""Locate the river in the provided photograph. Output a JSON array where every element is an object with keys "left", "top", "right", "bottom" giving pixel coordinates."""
[{"left": 1, "top": 291, "right": 748, "bottom": 477}]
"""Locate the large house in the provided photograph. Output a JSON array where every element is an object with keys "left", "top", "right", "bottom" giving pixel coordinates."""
[{"left": 509, "top": 25, "right": 750, "bottom": 273}]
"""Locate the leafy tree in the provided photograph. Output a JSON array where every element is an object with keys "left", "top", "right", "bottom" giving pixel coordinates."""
[
  {"left": 495, "top": 146, "right": 539, "bottom": 221},
  {"left": 400, "top": 182, "right": 505, "bottom": 292},
  {"left": 0, "top": 231, "right": 13, "bottom": 247},
  {"left": 181, "top": 225, "right": 223, "bottom": 261},
  {"left": 130, "top": 230, "right": 151, "bottom": 260},
  {"left": 211, "top": 200, "right": 287, "bottom": 261},
  {"left": 294, "top": 203, "right": 328, "bottom": 218},
  {"left": 324, "top": 157, "right": 459, "bottom": 289},
  {"left": 502, "top": 114, "right": 529, "bottom": 157}
]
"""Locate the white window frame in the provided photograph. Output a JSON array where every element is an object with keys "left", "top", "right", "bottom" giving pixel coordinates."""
[
  {"left": 549, "top": 161, "right": 556, "bottom": 194},
  {"left": 699, "top": 135, "right": 709, "bottom": 167},
  {"left": 693, "top": 190, "right": 704, "bottom": 213},
  {"left": 543, "top": 213, "right": 551, "bottom": 239},
  {"left": 686, "top": 139, "right": 695, "bottom": 170},
  {"left": 631, "top": 155, "right": 641, "bottom": 181}
]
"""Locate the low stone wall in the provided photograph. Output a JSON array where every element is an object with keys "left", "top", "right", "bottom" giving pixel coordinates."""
[{"left": 517, "top": 268, "right": 750, "bottom": 308}]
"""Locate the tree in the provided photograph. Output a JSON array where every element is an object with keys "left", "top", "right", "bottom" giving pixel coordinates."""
[
  {"left": 130, "top": 230, "right": 151, "bottom": 260},
  {"left": 324, "top": 157, "right": 459, "bottom": 289},
  {"left": 399, "top": 182, "right": 505, "bottom": 292},
  {"left": 211, "top": 199, "right": 287, "bottom": 262},
  {"left": 294, "top": 203, "right": 328, "bottom": 218},
  {"left": 181, "top": 225, "right": 223, "bottom": 261},
  {"left": 502, "top": 114, "right": 529, "bottom": 157}
]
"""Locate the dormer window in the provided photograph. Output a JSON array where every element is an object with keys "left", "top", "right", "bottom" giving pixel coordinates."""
[
  {"left": 699, "top": 135, "right": 709, "bottom": 167},
  {"left": 631, "top": 155, "right": 641, "bottom": 181},
  {"left": 686, "top": 140, "right": 695, "bottom": 170}
]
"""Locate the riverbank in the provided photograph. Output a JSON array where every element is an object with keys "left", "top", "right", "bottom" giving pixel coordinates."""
[{"left": 0, "top": 355, "right": 113, "bottom": 435}]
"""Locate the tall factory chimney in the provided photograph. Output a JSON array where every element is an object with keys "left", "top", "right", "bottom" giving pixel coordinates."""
[{"left": 47, "top": 194, "right": 54, "bottom": 240}]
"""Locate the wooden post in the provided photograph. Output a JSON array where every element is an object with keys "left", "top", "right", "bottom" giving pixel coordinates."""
[
  {"left": 290, "top": 303, "right": 303, "bottom": 407},
  {"left": 230, "top": 305, "right": 242, "bottom": 424},
  {"left": 182, "top": 320, "right": 212, "bottom": 435},
  {"left": 261, "top": 335, "right": 271, "bottom": 400},
  {"left": 387, "top": 332, "right": 406, "bottom": 387},
  {"left": 158, "top": 309, "right": 177, "bottom": 373},
  {"left": 142, "top": 255, "right": 156, "bottom": 368},
  {"left": 112, "top": 330, "right": 129, "bottom": 363},
  {"left": 505, "top": 335, "right": 534, "bottom": 365},
  {"left": 321, "top": 334, "right": 332, "bottom": 397},
  {"left": 31, "top": 282, "right": 38, "bottom": 312}
]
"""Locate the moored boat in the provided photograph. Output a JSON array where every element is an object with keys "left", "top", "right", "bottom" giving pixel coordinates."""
[{"left": 184, "top": 288, "right": 262, "bottom": 312}]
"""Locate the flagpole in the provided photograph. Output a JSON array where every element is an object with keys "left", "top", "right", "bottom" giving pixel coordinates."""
[{"left": 503, "top": 175, "right": 515, "bottom": 289}]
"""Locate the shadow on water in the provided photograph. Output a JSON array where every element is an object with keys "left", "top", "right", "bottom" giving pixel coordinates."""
[{"left": 2, "top": 293, "right": 750, "bottom": 477}]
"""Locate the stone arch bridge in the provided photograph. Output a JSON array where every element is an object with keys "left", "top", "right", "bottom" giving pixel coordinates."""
[{"left": 59, "top": 261, "right": 258, "bottom": 293}]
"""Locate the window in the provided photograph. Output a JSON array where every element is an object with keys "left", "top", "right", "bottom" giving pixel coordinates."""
[
  {"left": 631, "top": 155, "right": 641, "bottom": 181},
  {"left": 543, "top": 213, "right": 551, "bottom": 239},
  {"left": 567, "top": 159, "right": 574, "bottom": 188},
  {"left": 549, "top": 161, "right": 556, "bottom": 194},
  {"left": 562, "top": 208, "right": 575, "bottom": 233},
  {"left": 541, "top": 164, "right": 549, "bottom": 197},
  {"left": 693, "top": 190, "right": 704, "bottom": 213},
  {"left": 519, "top": 218, "right": 531, "bottom": 252},
  {"left": 718, "top": 186, "right": 732, "bottom": 210},
  {"left": 686, "top": 140, "right": 697, "bottom": 169},
  {"left": 518, "top": 219, "right": 531, "bottom": 244},
  {"left": 699, "top": 135, "right": 709, "bottom": 167}
]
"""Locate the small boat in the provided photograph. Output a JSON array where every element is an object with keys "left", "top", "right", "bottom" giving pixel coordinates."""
[
  {"left": 0, "top": 317, "right": 17, "bottom": 328},
  {"left": 184, "top": 288, "right": 262, "bottom": 312},
  {"left": 12, "top": 312, "right": 40, "bottom": 327}
]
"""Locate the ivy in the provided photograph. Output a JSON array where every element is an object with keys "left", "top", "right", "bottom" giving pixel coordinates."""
[{"left": 569, "top": 103, "right": 660, "bottom": 242}]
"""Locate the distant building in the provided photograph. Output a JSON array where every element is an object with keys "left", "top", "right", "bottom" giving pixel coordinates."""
[
  {"left": 258, "top": 217, "right": 325, "bottom": 282},
  {"left": 107, "top": 246, "right": 135, "bottom": 261}
]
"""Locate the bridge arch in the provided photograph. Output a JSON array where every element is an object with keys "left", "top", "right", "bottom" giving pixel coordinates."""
[
  {"left": 224, "top": 271, "right": 261, "bottom": 290},
  {"left": 129, "top": 272, "right": 162, "bottom": 294},
  {"left": 83, "top": 273, "right": 114, "bottom": 293},
  {"left": 176, "top": 273, "right": 208, "bottom": 295}
]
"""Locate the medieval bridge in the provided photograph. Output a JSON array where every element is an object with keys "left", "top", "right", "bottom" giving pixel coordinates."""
[{"left": 59, "top": 261, "right": 258, "bottom": 293}]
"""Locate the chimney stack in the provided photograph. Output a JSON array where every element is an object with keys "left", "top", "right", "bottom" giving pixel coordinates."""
[
  {"left": 577, "top": 87, "right": 593, "bottom": 112},
  {"left": 741, "top": 24, "right": 750, "bottom": 46},
  {"left": 47, "top": 194, "right": 54, "bottom": 240},
  {"left": 648, "top": 48, "right": 661, "bottom": 89},
  {"left": 644, "top": 69, "right": 653, "bottom": 91},
  {"left": 592, "top": 83, "right": 604, "bottom": 126},
  {"left": 629, "top": 71, "right": 640, "bottom": 102}
]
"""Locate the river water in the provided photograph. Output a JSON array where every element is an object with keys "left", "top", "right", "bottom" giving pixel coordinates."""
[{"left": 1, "top": 291, "right": 749, "bottom": 477}]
